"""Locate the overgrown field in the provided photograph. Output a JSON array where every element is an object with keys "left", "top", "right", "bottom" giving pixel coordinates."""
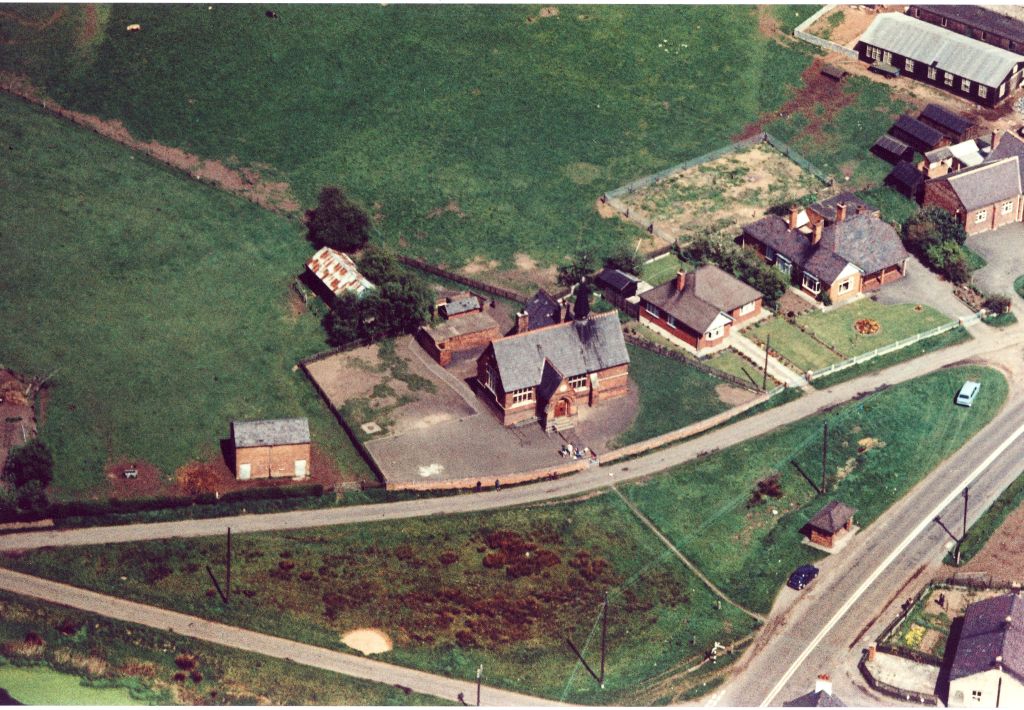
[
  {"left": 0, "top": 591, "right": 443, "bottom": 705},
  {"left": 0, "top": 4, "right": 818, "bottom": 278},
  {"left": 620, "top": 365, "right": 1007, "bottom": 613},
  {"left": 3, "top": 493, "right": 760, "bottom": 705},
  {"left": 0, "top": 94, "right": 371, "bottom": 498}
]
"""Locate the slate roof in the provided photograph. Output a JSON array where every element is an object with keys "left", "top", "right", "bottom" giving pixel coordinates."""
[
  {"left": 743, "top": 213, "right": 908, "bottom": 283},
  {"left": 523, "top": 289, "right": 563, "bottom": 331},
  {"left": 595, "top": 268, "right": 639, "bottom": 296},
  {"left": 440, "top": 295, "right": 480, "bottom": 318},
  {"left": 920, "top": 103, "right": 974, "bottom": 138},
  {"left": 950, "top": 593, "right": 1024, "bottom": 684},
  {"left": 915, "top": 5, "right": 1024, "bottom": 44},
  {"left": 873, "top": 134, "right": 913, "bottom": 161},
  {"left": 892, "top": 115, "right": 946, "bottom": 151},
  {"left": 808, "top": 501, "right": 856, "bottom": 534},
  {"left": 887, "top": 161, "right": 926, "bottom": 193},
  {"left": 946, "top": 156, "right": 1022, "bottom": 210},
  {"left": 490, "top": 312, "right": 629, "bottom": 392},
  {"left": 640, "top": 265, "right": 761, "bottom": 333},
  {"left": 232, "top": 418, "right": 310, "bottom": 448},
  {"left": 809, "top": 192, "right": 878, "bottom": 221},
  {"left": 784, "top": 689, "right": 846, "bottom": 707},
  {"left": 420, "top": 312, "right": 499, "bottom": 344},
  {"left": 986, "top": 131, "right": 1024, "bottom": 186},
  {"left": 859, "top": 13, "right": 1024, "bottom": 87},
  {"left": 537, "top": 359, "right": 567, "bottom": 402}
]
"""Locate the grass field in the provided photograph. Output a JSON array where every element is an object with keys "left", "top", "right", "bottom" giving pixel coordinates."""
[
  {"left": 0, "top": 4, "right": 816, "bottom": 278},
  {"left": 0, "top": 591, "right": 443, "bottom": 705},
  {"left": 796, "top": 300, "right": 951, "bottom": 357},
  {"left": 3, "top": 493, "right": 760, "bottom": 705},
  {"left": 612, "top": 345, "right": 734, "bottom": 447},
  {"left": 704, "top": 348, "right": 777, "bottom": 389},
  {"left": 620, "top": 365, "right": 1007, "bottom": 613},
  {"left": 641, "top": 254, "right": 685, "bottom": 287},
  {"left": 0, "top": 94, "right": 371, "bottom": 499},
  {"left": 947, "top": 471, "right": 1024, "bottom": 565},
  {"left": 856, "top": 186, "right": 919, "bottom": 227},
  {"left": 746, "top": 318, "right": 841, "bottom": 373}
]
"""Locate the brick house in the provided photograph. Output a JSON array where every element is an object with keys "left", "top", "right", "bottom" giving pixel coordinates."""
[
  {"left": 306, "top": 247, "right": 375, "bottom": 299},
  {"left": 476, "top": 312, "right": 629, "bottom": 430},
  {"left": 740, "top": 199, "right": 910, "bottom": 304},
  {"left": 231, "top": 418, "right": 311, "bottom": 480},
  {"left": 417, "top": 311, "right": 501, "bottom": 367},
  {"left": 857, "top": 13, "right": 1024, "bottom": 107},
  {"left": 922, "top": 132, "right": 1024, "bottom": 236},
  {"left": 948, "top": 593, "right": 1024, "bottom": 707},
  {"left": 908, "top": 5, "right": 1024, "bottom": 53},
  {"left": 638, "top": 265, "right": 762, "bottom": 352},
  {"left": 804, "top": 501, "right": 856, "bottom": 549}
]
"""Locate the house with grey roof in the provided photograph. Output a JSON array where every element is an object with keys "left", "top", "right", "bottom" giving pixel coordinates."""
[
  {"left": 804, "top": 501, "right": 856, "bottom": 549},
  {"left": 476, "top": 312, "right": 630, "bottom": 429},
  {"left": 514, "top": 289, "right": 564, "bottom": 334},
  {"left": 947, "top": 593, "right": 1024, "bottom": 707},
  {"left": 856, "top": 13, "right": 1024, "bottom": 107},
  {"left": 740, "top": 200, "right": 910, "bottom": 305},
  {"left": 922, "top": 131, "right": 1024, "bottom": 235},
  {"left": 231, "top": 418, "right": 311, "bottom": 480},
  {"left": 638, "top": 265, "right": 763, "bottom": 353},
  {"left": 784, "top": 675, "right": 846, "bottom": 707}
]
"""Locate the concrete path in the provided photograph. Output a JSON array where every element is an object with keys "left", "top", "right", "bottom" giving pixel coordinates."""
[
  {"left": 0, "top": 568, "right": 566, "bottom": 707},
  {"left": 966, "top": 223, "right": 1024, "bottom": 312},
  {"left": 874, "top": 253, "right": 974, "bottom": 320},
  {"left": 731, "top": 333, "right": 807, "bottom": 389}
]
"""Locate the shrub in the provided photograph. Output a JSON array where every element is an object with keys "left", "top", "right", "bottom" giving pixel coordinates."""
[
  {"left": 681, "top": 236, "right": 787, "bottom": 308},
  {"left": 3, "top": 440, "right": 53, "bottom": 488},
  {"left": 984, "top": 294, "right": 1012, "bottom": 314},
  {"left": 305, "top": 186, "right": 370, "bottom": 253}
]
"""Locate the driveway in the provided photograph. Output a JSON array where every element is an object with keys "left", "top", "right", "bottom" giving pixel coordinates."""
[
  {"left": 873, "top": 254, "right": 973, "bottom": 319},
  {"left": 966, "top": 223, "right": 1024, "bottom": 310}
]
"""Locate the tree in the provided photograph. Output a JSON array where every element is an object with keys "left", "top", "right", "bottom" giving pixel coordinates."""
[
  {"left": 357, "top": 245, "right": 400, "bottom": 285},
  {"left": 603, "top": 246, "right": 641, "bottom": 276},
  {"left": 3, "top": 440, "right": 53, "bottom": 489},
  {"left": 557, "top": 249, "right": 596, "bottom": 287},
  {"left": 573, "top": 283, "right": 592, "bottom": 320},
  {"left": 306, "top": 187, "right": 371, "bottom": 253},
  {"left": 904, "top": 207, "right": 967, "bottom": 251},
  {"left": 680, "top": 236, "right": 787, "bottom": 309}
]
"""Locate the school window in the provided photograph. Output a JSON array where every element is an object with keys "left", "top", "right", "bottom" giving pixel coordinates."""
[
  {"left": 568, "top": 374, "right": 588, "bottom": 391},
  {"left": 941, "top": 17, "right": 947, "bottom": 27},
  {"left": 1001, "top": 83, "right": 1007, "bottom": 97},
  {"left": 867, "top": 46, "right": 881, "bottom": 61},
  {"left": 905, "top": 58, "right": 914, "bottom": 72},
  {"left": 882, "top": 51, "right": 892, "bottom": 64},
  {"left": 838, "top": 280, "right": 852, "bottom": 294},
  {"left": 975, "top": 209, "right": 988, "bottom": 224},
  {"left": 944, "top": 72, "right": 954, "bottom": 87},
  {"left": 511, "top": 387, "right": 534, "bottom": 405},
  {"left": 928, "top": 66, "right": 937, "bottom": 80},
  {"left": 1002, "top": 200, "right": 1014, "bottom": 215},
  {"left": 972, "top": 690, "right": 982, "bottom": 701},
  {"left": 979, "top": 85, "right": 988, "bottom": 98},
  {"left": 962, "top": 78, "right": 971, "bottom": 92},
  {"left": 486, "top": 367, "right": 498, "bottom": 395}
]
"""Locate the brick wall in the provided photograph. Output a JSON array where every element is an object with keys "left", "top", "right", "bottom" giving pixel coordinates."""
[
  {"left": 417, "top": 324, "right": 499, "bottom": 366},
  {"left": 235, "top": 442, "right": 311, "bottom": 479},
  {"left": 827, "top": 272, "right": 863, "bottom": 304}
]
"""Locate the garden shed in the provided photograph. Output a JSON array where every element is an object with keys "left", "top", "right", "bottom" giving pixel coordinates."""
[{"left": 804, "top": 500, "right": 856, "bottom": 548}]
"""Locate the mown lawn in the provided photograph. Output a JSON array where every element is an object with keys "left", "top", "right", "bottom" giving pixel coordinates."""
[
  {"left": 621, "top": 365, "right": 1007, "bottom": 614},
  {"left": 0, "top": 591, "right": 444, "bottom": 706},
  {"left": 704, "top": 348, "right": 777, "bottom": 389},
  {"left": 641, "top": 254, "right": 685, "bottom": 287},
  {"left": 0, "top": 5, "right": 814, "bottom": 273},
  {"left": 746, "top": 318, "right": 841, "bottom": 373},
  {"left": 797, "top": 300, "right": 951, "bottom": 357},
  {"left": 0, "top": 95, "right": 371, "bottom": 499},
  {"left": 3, "top": 493, "right": 760, "bottom": 705},
  {"left": 613, "top": 345, "right": 733, "bottom": 447}
]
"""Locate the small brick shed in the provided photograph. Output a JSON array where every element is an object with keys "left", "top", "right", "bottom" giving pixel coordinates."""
[
  {"left": 805, "top": 500, "right": 856, "bottom": 548},
  {"left": 231, "top": 418, "right": 311, "bottom": 480}
]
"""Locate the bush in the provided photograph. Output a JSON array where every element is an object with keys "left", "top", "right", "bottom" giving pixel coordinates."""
[
  {"left": 680, "top": 236, "right": 787, "bottom": 308},
  {"left": 984, "top": 294, "right": 1012, "bottom": 314},
  {"left": 603, "top": 246, "right": 642, "bottom": 275},
  {"left": 3, "top": 440, "right": 53, "bottom": 488},
  {"left": 557, "top": 249, "right": 596, "bottom": 287},
  {"left": 305, "top": 186, "right": 370, "bottom": 253}
]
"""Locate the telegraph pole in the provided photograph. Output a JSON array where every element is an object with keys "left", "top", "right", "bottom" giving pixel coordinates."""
[
  {"left": 226, "top": 527, "right": 232, "bottom": 605},
  {"left": 599, "top": 593, "right": 608, "bottom": 688},
  {"left": 762, "top": 335, "right": 771, "bottom": 391},
  {"left": 476, "top": 665, "right": 482, "bottom": 706},
  {"left": 821, "top": 420, "right": 829, "bottom": 495}
]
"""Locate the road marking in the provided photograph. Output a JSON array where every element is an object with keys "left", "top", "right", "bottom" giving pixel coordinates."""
[{"left": 760, "top": 418, "right": 1024, "bottom": 707}]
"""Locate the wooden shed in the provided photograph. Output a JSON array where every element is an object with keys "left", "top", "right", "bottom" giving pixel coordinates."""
[
  {"left": 231, "top": 418, "right": 311, "bottom": 480},
  {"left": 804, "top": 500, "right": 856, "bottom": 548}
]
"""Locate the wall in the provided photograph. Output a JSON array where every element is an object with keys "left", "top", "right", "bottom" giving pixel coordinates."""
[
  {"left": 235, "top": 442, "right": 311, "bottom": 479},
  {"left": 827, "top": 272, "right": 863, "bottom": 304},
  {"left": 862, "top": 264, "right": 906, "bottom": 291},
  {"left": 639, "top": 306, "right": 724, "bottom": 350},
  {"left": 728, "top": 299, "right": 763, "bottom": 325},
  {"left": 416, "top": 323, "right": 500, "bottom": 367},
  {"left": 385, "top": 458, "right": 590, "bottom": 492},
  {"left": 948, "top": 669, "right": 1024, "bottom": 708}
]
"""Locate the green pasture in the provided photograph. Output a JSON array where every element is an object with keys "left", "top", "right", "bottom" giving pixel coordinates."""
[
  {"left": 746, "top": 318, "right": 840, "bottom": 373},
  {"left": 796, "top": 300, "right": 951, "bottom": 357}
]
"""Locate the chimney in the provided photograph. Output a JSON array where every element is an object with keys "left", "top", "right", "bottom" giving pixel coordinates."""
[
  {"left": 867, "top": 643, "right": 877, "bottom": 662},
  {"left": 676, "top": 270, "right": 687, "bottom": 292},
  {"left": 812, "top": 221, "right": 823, "bottom": 246},
  {"left": 789, "top": 204, "right": 800, "bottom": 230},
  {"left": 836, "top": 202, "right": 847, "bottom": 222},
  {"left": 992, "top": 130, "right": 1001, "bottom": 150},
  {"left": 515, "top": 310, "right": 529, "bottom": 333},
  {"left": 857, "top": 203, "right": 867, "bottom": 215},
  {"left": 814, "top": 674, "right": 833, "bottom": 696},
  {"left": 996, "top": 655, "right": 1004, "bottom": 670}
]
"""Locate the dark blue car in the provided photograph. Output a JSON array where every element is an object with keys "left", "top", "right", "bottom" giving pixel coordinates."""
[{"left": 788, "top": 564, "right": 819, "bottom": 590}]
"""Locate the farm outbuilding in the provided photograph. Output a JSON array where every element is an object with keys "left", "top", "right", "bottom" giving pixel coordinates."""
[
  {"left": 887, "top": 160, "right": 926, "bottom": 199},
  {"left": 416, "top": 311, "right": 501, "bottom": 367},
  {"left": 306, "top": 247, "right": 375, "bottom": 299},
  {"left": 804, "top": 500, "right": 856, "bottom": 549},
  {"left": 908, "top": 5, "right": 1024, "bottom": 53},
  {"left": 871, "top": 134, "right": 915, "bottom": 164},
  {"left": 919, "top": 103, "right": 975, "bottom": 142},
  {"left": 890, "top": 115, "right": 949, "bottom": 155},
  {"left": 231, "top": 418, "right": 311, "bottom": 480}
]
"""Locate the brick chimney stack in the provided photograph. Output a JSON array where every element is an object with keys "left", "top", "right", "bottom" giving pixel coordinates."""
[
  {"left": 515, "top": 310, "right": 529, "bottom": 333},
  {"left": 836, "top": 202, "right": 847, "bottom": 222},
  {"left": 676, "top": 270, "right": 687, "bottom": 292},
  {"left": 992, "top": 130, "right": 1001, "bottom": 151},
  {"left": 814, "top": 674, "right": 833, "bottom": 696},
  {"left": 812, "top": 221, "right": 823, "bottom": 246},
  {"left": 789, "top": 204, "right": 800, "bottom": 230}
]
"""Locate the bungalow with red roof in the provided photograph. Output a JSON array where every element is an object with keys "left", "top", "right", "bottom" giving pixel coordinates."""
[
  {"left": 740, "top": 197, "right": 910, "bottom": 304},
  {"left": 638, "top": 265, "right": 763, "bottom": 352}
]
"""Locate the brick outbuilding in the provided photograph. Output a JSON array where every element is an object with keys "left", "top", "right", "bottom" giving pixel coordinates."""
[
  {"left": 805, "top": 500, "right": 856, "bottom": 549},
  {"left": 231, "top": 418, "right": 311, "bottom": 480}
]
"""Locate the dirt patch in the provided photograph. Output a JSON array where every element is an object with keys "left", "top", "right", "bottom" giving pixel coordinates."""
[
  {"left": 76, "top": 5, "right": 98, "bottom": 48},
  {"left": 0, "top": 7, "right": 65, "bottom": 32},
  {"left": 539, "top": 6, "right": 559, "bottom": 18},
  {"left": 461, "top": 256, "right": 499, "bottom": 275},
  {"left": 341, "top": 628, "right": 393, "bottom": 655},
  {"left": 425, "top": 200, "right": 465, "bottom": 219},
  {"left": 0, "top": 370, "right": 39, "bottom": 471},
  {"left": 715, "top": 383, "right": 757, "bottom": 407},
  {"left": 919, "top": 628, "right": 944, "bottom": 655},
  {"left": 104, "top": 458, "right": 174, "bottom": 500},
  {"left": 756, "top": 5, "right": 779, "bottom": 39},
  {"left": 807, "top": 5, "right": 904, "bottom": 49},
  {"left": 286, "top": 289, "right": 306, "bottom": 319},
  {"left": 0, "top": 73, "right": 300, "bottom": 214},
  {"left": 950, "top": 502, "right": 1024, "bottom": 585}
]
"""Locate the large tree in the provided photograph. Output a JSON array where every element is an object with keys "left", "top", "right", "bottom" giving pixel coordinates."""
[
  {"left": 3, "top": 440, "right": 53, "bottom": 489},
  {"left": 306, "top": 186, "right": 371, "bottom": 253}
]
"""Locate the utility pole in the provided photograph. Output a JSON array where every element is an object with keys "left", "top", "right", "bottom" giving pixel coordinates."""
[
  {"left": 762, "top": 335, "right": 771, "bottom": 391},
  {"left": 226, "top": 527, "right": 232, "bottom": 605},
  {"left": 821, "top": 420, "right": 829, "bottom": 495},
  {"left": 476, "top": 665, "right": 482, "bottom": 706},
  {"left": 599, "top": 593, "right": 608, "bottom": 688},
  {"left": 958, "top": 487, "right": 969, "bottom": 566}
]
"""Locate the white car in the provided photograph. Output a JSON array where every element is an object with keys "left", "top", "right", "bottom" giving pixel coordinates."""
[{"left": 955, "top": 381, "right": 980, "bottom": 407}]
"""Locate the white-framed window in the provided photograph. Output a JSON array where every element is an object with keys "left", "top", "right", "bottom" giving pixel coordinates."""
[
  {"left": 1002, "top": 200, "right": 1014, "bottom": 215},
  {"left": 705, "top": 327, "right": 724, "bottom": 340},
  {"left": 979, "top": 85, "right": 988, "bottom": 98},
  {"left": 941, "top": 17, "right": 948, "bottom": 27},
  {"left": 1001, "top": 83, "right": 1008, "bottom": 97},
  {"left": 739, "top": 301, "right": 756, "bottom": 315},
  {"left": 882, "top": 51, "right": 892, "bottom": 64},
  {"left": 486, "top": 366, "right": 499, "bottom": 395},
  {"left": 961, "top": 78, "right": 971, "bottom": 92},
  {"left": 971, "top": 690, "right": 982, "bottom": 702},
  {"left": 975, "top": 209, "right": 988, "bottom": 224},
  {"left": 568, "top": 374, "right": 588, "bottom": 390},
  {"left": 944, "top": 72, "right": 954, "bottom": 87},
  {"left": 239, "top": 463, "right": 251, "bottom": 480},
  {"left": 838, "top": 280, "right": 852, "bottom": 294},
  {"left": 905, "top": 58, "right": 914, "bottom": 72},
  {"left": 928, "top": 66, "right": 937, "bottom": 80},
  {"left": 511, "top": 387, "right": 534, "bottom": 405},
  {"left": 776, "top": 255, "right": 791, "bottom": 276},
  {"left": 665, "top": 314, "right": 677, "bottom": 328},
  {"left": 867, "top": 46, "right": 881, "bottom": 61},
  {"left": 802, "top": 272, "right": 821, "bottom": 294},
  {"left": 644, "top": 302, "right": 658, "bottom": 318}
]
